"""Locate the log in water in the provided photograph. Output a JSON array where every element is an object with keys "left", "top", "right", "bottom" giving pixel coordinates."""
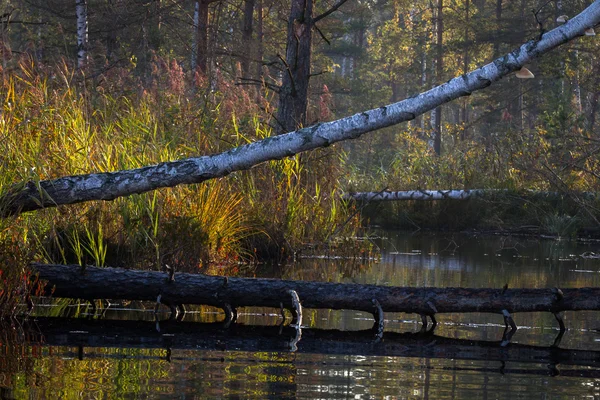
[{"left": 31, "top": 263, "right": 600, "bottom": 330}]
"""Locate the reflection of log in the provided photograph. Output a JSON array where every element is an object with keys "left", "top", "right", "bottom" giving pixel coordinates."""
[
  {"left": 32, "top": 263, "right": 600, "bottom": 330},
  {"left": 19, "top": 317, "right": 600, "bottom": 374}
]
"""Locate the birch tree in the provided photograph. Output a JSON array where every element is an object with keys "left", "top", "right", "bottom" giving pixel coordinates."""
[
  {"left": 75, "top": 0, "right": 88, "bottom": 69},
  {"left": 1, "top": 1, "right": 599, "bottom": 217}
]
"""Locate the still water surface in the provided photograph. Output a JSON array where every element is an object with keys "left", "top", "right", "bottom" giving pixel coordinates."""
[{"left": 3, "top": 232, "right": 600, "bottom": 399}]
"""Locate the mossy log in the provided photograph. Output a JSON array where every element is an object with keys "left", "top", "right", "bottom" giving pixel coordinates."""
[{"left": 32, "top": 263, "right": 599, "bottom": 331}]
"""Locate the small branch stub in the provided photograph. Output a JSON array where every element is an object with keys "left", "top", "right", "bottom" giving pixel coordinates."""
[
  {"left": 420, "top": 314, "right": 428, "bottom": 332},
  {"left": 223, "top": 303, "right": 236, "bottom": 328},
  {"left": 554, "top": 311, "right": 566, "bottom": 332},
  {"left": 164, "top": 265, "right": 175, "bottom": 283},
  {"left": 168, "top": 304, "right": 178, "bottom": 321},
  {"left": 430, "top": 314, "right": 438, "bottom": 330},
  {"left": 371, "top": 298, "right": 385, "bottom": 336},
  {"left": 502, "top": 309, "right": 517, "bottom": 331},
  {"left": 154, "top": 294, "right": 162, "bottom": 315},
  {"left": 288, "top": 290, "right": 303, "bottom": 327},
  {"left": 554, "top": 287, "right": 564, "bottom": 302},
  {"left": 176, "top": 304, "right": 186, "bottom": 321}
]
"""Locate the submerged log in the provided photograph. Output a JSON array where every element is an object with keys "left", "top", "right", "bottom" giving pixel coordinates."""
[{"left": 32, "top": 263, "right": 600, "bottom": 329}]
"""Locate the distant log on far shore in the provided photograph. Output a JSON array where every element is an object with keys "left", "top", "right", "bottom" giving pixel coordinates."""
[{"left": 342, "top": 189, "right": 597, "bottom": 202}]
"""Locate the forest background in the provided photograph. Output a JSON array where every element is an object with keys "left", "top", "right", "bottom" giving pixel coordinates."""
[{"left": 0, "top": 0, "right": 599, "bottom": 296}]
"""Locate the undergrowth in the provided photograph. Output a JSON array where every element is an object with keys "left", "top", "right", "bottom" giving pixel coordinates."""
[
  {"left": 0, "top": 56, "right": 358, "bottom": 309},
  {"left": 346, "top": 119, "right": 600, "bottom": 235}
]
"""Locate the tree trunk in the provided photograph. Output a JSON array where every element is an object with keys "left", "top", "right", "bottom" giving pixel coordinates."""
[
  {"left": 493, "top": 0, "right": 502, "bottom": 57},
  {"left": 76, "top": 0, "right": 88, "bottom": 69},
  {"left": 31, "top": 263, "right": 600, "bottom": 320},
  {"left": 193, "top": 0, "right": 210, "bottom": 73},
  {"left": 343, "top": 189, "right": 594, "bottom": 202},
  {"left": 573, "top": 50, "right": 582, "bottom": 114},
  {"left": 344, "top": 189, "right": 491, "bottom": 201},
  {"left": 1, "top": 3, "right": 599, "bottom": 217},
  {"left": 431, "top": 0, "right": 444, "bottom": 155},
  {"left": 589, "top": 75, "right": 600, "bottom": 130},
  {"left": 462, "top": 0, "right": 470, "bottom": 139},
  {"left": 255, "top": 0, "right": 264, "bottom": 101},
  {"left": 241, "top": 0, "right": 255, "bottom": 80},
  {"left": 275, "top": 0, "right": 314, "bottom": 133}
]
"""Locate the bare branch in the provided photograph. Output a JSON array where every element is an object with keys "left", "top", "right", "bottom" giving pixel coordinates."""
[{"left": 313, "top": 0, "right": 350, "bottom": 23}]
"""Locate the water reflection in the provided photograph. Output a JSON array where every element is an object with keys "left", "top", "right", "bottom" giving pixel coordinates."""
[{"left": 2, "top": 232, "right": 600, "bottom": 398}]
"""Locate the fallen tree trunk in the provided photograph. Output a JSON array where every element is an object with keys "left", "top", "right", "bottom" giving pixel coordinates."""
[
  {"left": 344, "top": 189, "right": 490, "bottom": 202},
  {"left": 20, "top": 317, "right": 600, "bottom": 373},
  {"left": 32, "top": 263, "right": 599, "bottom": 331},
  {"left": 2, "top": 3, "right": 600, "bottom": 216},
  {"left": 343, "top": 189, "right": 596, "bottom": 202}
]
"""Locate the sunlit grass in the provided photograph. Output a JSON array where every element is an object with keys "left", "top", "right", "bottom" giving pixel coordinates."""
[{"left": 0, "top": 56, "right": 357, "bottom": 309}]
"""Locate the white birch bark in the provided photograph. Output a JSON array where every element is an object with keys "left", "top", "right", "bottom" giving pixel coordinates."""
[
  {"left": 76, "top": 0, "right": 89, "bottom": 69},
  {"left": 343, "top": 190, "right": 596, "bottom": 202},
  {"left": 343, "top": 190, "right": 491, "bottom": 202},
  {"left": 2, "top": 1, "right": 600, "bottom": 216},
  {"left": 191, "top": 1, "right": 200, "bottom": 70}
]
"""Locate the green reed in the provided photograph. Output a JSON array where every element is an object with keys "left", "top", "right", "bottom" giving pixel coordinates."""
[{"left": 0, "top": 56, "right": 357, "bottom": 307}]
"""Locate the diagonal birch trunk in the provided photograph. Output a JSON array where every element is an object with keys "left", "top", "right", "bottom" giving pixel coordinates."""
[{"left": 2, "top": 1, "right": 600, "bottom": 217}]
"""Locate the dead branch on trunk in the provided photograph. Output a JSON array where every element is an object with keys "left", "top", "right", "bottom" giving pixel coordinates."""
[{"left": 31, "top": 263, "right": 600, "bottom": 335}]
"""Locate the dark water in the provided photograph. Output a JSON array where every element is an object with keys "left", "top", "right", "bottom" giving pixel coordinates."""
[{"left": 3, "top": 232, "right": 600, "bottom": 399}]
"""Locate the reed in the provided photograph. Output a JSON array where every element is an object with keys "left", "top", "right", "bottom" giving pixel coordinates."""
[{"left": 0, "top": 55, "right": 357, "bottom": 305}]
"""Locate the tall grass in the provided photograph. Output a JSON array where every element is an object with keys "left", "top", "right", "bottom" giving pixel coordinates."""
[{"left": 0, "top": 55, "right": 357, "bottom": 304}]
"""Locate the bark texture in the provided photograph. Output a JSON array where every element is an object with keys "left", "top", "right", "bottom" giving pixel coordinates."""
[
  {"left": 344, "top": 189, "right": 489, "bottom": 201},
  {"left": 343, "top": 189, "right": 596, "bottom": 202},
  {"left": 32, "top": 263, "right": 600, "bottom": 317},
  {"left": 193, "top": 0, "right": 213, "bottom": 73},
  {"left": 275, "top": 0, "right": 314, "bottom": 133},
  {"left": 241, "top": 0, "right": 255, "bottom": 80},
  {"left": 2, "top": 2, "right": 600, "bottom": 216}
]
